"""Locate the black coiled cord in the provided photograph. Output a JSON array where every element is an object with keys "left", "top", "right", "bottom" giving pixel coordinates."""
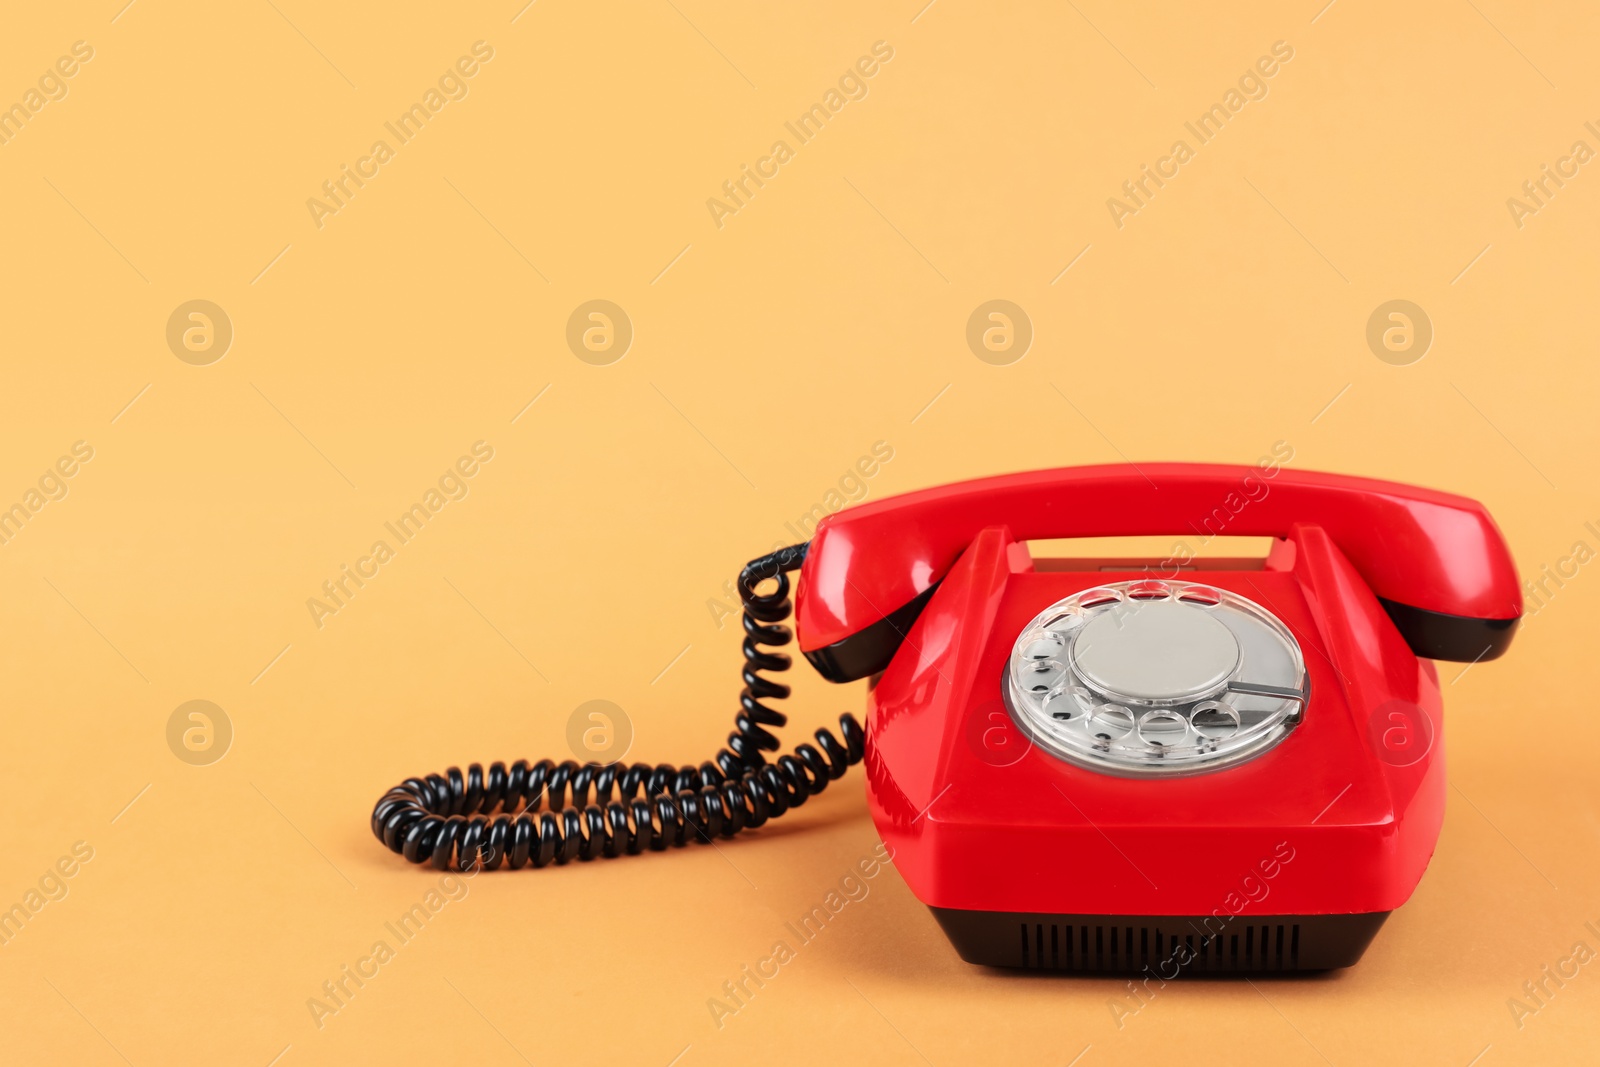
[{"left": 370, "top": 542, "right": 864, "bottom": 871}]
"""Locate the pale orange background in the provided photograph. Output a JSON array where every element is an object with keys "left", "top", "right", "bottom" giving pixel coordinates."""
[{"left": 1, "top": 1, "right": 1597, "bottom": 1064}]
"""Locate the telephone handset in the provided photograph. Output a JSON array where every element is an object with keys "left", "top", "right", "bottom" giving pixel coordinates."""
[
  {"left": 372, "top": 463, "right": 1521, "bottom": 973},
  {"left": 797, "top": 463, "right": 1520, "bottom": 679}
]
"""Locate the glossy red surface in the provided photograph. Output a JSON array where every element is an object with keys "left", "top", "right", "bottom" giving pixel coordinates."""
[
  {"left": 861, "top": 523, "right": 1450, "bottom": 916},
  {"left": 797, "top": 463, "right": 1522, "bottom": 653}
]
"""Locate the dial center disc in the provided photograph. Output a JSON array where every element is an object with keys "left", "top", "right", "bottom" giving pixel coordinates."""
[{"left": 1070, "top": 599, "right": 1240, "bottom": 703}]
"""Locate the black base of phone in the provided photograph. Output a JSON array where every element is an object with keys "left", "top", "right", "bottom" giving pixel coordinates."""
[{"left": 930, "top": 907, "right": 1391, "bottom": 973}]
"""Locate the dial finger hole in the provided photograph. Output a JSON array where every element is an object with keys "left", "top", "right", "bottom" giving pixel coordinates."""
[
  {"left": 1089, "top": 704, "right": 1134, "bottom": 741},
  {"left": 1127, "top": 580, "right": 1171, "bottom": 601},
  {"left": 1192, "top": 701, "right": 1240, "bottom": 739},
  {"left": 1019, "top": 659, "right": 1066, "bottom": 695},
  {"left": 1043, "top": 685, "right": 1081, "bottom": 722},
  {"left": 1018, "top": 629, "right": 1066, "bottom": 661},
  {"left": 1044, "top": 611, "right": 1086, "bottom": 635},
  {"left": 1176, "top": 585, "right": 1222, "bottom": 607},
  {"left": 1077, "top": 588, "right": 1123, "bottom": 609},
  {"left": 1138, "top": 710, "right": 1188, "bottom": 747}
]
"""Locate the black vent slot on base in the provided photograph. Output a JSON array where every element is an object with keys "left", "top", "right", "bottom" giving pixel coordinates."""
[
  {"left": 933, "top": 908, "right": 1389, "bottom": 974},
  {"left": 1017, "top": 922, "right": 1297, "bottom": 973}
]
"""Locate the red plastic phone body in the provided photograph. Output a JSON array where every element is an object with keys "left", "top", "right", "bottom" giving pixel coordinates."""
[{"left": 794, "top": 464, "right": 1520, "bottom": 970}]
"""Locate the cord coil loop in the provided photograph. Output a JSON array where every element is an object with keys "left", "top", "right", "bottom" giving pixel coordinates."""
[{"left": 370, "top": 543, "right": 864, "bottom": 871}]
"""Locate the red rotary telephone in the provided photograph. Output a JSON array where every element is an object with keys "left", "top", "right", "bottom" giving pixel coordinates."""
[{"left": 372, "top": 464, "right": 1521, "bottom": 974}]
